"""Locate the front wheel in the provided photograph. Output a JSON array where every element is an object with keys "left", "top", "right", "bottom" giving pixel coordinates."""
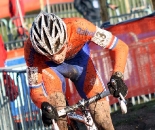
[{"left": 67, "top": 119, "right": 87, "bottom": 130}]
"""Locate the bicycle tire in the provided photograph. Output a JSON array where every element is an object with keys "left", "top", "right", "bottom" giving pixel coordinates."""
[{"left": 68, "top": 119, "right": 87, "bottom": 130}]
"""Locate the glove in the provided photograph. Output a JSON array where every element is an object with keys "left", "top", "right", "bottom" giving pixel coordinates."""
[
  {"left": 107, "top": 72, "right": 128, "bottom": 98},
  {"left": 41, "top": 102, "right": 58, "bottom": 127}
]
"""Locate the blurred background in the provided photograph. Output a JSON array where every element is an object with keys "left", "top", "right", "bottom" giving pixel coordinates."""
[{"left": 0, "top": 0, "right": 154, "bottom": 45}]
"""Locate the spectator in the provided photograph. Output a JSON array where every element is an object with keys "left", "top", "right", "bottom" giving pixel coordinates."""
[
  {"left": 3, "top": 72, "right": 19, "bottom": 101},
  {"left": 74, "top": 0, "right": 101, "bottom": 22},
  {"left": 107, "top": 2, "right": 118, "bottom": 10},
  {"left": 74, "top": 0, "right": 118, "bottom": 22},
  {"left": 0, "top": 35, "right": 6, "bottom": 67},
  {"left": 0, "top": 35, "right": 18, "bottom": 101},
  {"left": 9, "top": 0, "right": 29, "bottom": 40}
]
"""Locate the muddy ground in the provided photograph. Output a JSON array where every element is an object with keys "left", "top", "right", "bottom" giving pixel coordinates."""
[{"left": 111, "top": 100, "right": 155, "bottom": 130}]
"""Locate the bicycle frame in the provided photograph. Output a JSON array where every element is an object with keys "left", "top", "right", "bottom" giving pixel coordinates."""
[
  {"left": 50, "top": 86, "right": 127, "bottom": 130},
  {"left": 51, "top": 108, "right": 97, "bottom": 130},
  {"left": 67, "top": 110, "right": 98, "bottom": 130}
]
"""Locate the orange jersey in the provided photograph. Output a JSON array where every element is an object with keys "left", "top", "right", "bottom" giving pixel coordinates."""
[
  {"left": 25, "top": 18, "right": 126, "bottom": 66},
  {"left": 24, "top": 18, "right": 129, "bottom": 108}
]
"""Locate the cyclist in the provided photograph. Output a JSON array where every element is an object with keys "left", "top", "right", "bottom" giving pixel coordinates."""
[{"left": 24, "top": 11, "right": 128, "bottom": 130}]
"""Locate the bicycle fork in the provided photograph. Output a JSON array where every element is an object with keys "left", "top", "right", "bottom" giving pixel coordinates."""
[
  {"left": 67, "top": 111, "right": 98, "bottom": 130},
  {"left": 83, "top": 111, "right": 98, "bottom": 130}
]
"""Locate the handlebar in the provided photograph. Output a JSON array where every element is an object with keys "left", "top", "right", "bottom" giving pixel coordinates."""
[
  {"left": 58, "top": 89, "right": 127, "bottom": 117},
  {"left": 111, "top": 79, "right": 127, "bottom": 114}
]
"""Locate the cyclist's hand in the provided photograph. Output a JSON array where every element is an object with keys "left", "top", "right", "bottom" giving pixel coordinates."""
[
  {"left": 41, "top": 102, "right": 58, "bottom": 127},
  {"left": 107, "top": 72, "right": 128, "bottom": 98}
]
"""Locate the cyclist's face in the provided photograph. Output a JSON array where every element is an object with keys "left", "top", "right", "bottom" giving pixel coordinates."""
[{"left": 49, "top": 44, "right": 67, "bottom": 64}]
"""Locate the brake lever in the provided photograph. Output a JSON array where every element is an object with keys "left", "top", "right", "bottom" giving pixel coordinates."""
[
  {"left": 111, "top": 79, "right": 127, "bottom": 114},
  {"left": 118, "top": 93, "right": 127, "bottom": 114}
]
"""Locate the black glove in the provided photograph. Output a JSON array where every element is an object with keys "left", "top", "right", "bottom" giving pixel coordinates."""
[
  {"left": 41, "top": 102, "right": 58, "bottom": 127},
  {"left": 107, "top": 72, "right": 128, "bottom": 98}
]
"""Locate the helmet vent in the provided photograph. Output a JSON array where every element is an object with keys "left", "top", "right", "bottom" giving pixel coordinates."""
[
  {"left": 38, "top": 17, "right": 42, "bottom": 29},
  {"left": 43, "top": 29, "right": 51, "bottom": 51},
  {"left": 49, "top": 20, "right": 53, "bottom": 35},
  {"left": 34, "top": 25, "right": 41, "bottom": 39},
  {"left": 44, "top": 15, "right": 48, "bottom": 27}
]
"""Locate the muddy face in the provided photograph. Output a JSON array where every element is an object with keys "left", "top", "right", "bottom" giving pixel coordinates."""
[{"left": 49, "top": 44, "right": 67, "bottom": 64}]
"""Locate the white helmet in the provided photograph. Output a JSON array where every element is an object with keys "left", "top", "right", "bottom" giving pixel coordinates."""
[{"left": 30, "top": 11, "right": 67, "bottom": 57}]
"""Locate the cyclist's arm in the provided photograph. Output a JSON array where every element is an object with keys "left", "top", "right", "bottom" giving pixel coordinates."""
[
  {"left": 24, "top": 38, "right": 48, "bottom": 109},
  {"left": 30, "top": 85, "right": 48, "bottom": 109},
  {"left": 26, "top": 67, "right": 48, "bottom": 109},
  {"left": 91, "top": 26, "right": 129, "bottom": 73},
  {"left": 74, "top": 0, "right": 84, "bottom": 15},
  {"left": 109, "top": 39, "right": 129, "bottom": 73}
]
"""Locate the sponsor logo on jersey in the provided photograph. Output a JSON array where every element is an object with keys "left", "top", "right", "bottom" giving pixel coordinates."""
[{"left": 77, "top": 27, "right": 95, "bottom": 36}]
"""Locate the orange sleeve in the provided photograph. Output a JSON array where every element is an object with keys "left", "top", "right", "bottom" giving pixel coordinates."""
[
  {"left": 30, "top": 86, "right": 48, "bottom": 109},
  {"left": 24, "top": 37, "right": 49, "bottom": 109},
  {"left": 27, "top": 68, "right": 49, "bottom": 109},
  {"left": 29, "top": 69, "right": 49, "bottom": 109},
  {"left": 109, "top": 39, "right": 129, "bottom": 74}
]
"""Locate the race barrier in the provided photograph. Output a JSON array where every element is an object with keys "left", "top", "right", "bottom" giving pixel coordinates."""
[
  {"left": 0, "top": 0, "right": 153, "bottom": 44},
  {"left": 101, "top": 12, "right": 155, "bottom": 104},
  {"left": 0, "top": 19, "right": 10, "bottom": 42},
  {"left": 0, "top": 54, "right": 51, "bottom": 130},
  {"left": 5, "top": 39, "right": 25, "bottom": 51},
  {"left": 0, "top": 68, "right": 51, "bottom": 130}
]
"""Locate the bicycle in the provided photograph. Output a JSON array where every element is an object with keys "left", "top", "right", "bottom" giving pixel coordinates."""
[{"left": 47, "top": 79, "right": 127, "bottom": 130}]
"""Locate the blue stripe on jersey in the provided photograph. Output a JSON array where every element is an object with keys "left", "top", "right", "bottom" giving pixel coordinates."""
[{"left": 109, "top": 37, "right": 118, "bottom": 49}]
